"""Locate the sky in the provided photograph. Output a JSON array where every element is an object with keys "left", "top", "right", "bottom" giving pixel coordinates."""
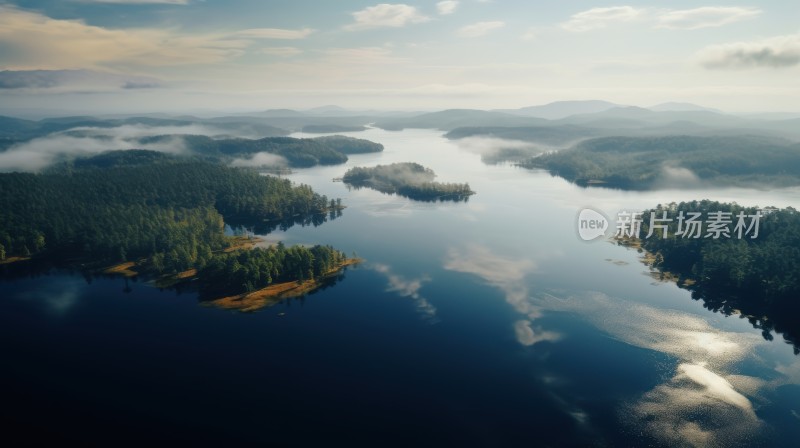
[{"left": 0, "top": 0, "right": 799, "bottom": 114}]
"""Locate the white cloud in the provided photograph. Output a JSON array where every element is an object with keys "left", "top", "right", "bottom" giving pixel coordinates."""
[
  {"left": 0, "top": 6, "right": 248, "bottom": 69},
  {"left": 698, "top": 33, "right": 800, "bottom": 69},
  {"left": 230, "top": 152, "right": 287, "bottom": 168},
  {"left": 345, "top": 3, "right": 430, "bottom": 31},
  {"left": 260, "top": 47, "right": 303, "bottom": 57},
  {"left": 657, "top": 7, "right": 761, "bottom": 30},
  {"left": 436, "top": 1, "right": 458, "bottom": 15},
  {"left": 233, "top": 28, "right": 315, "bottom": 39},
  {"left": 561, "top": 6, "right": 643, "bottom": 32},
  {"left": 457, "top": 21, "right": 505, "bottom": 38},
  {"left": 521, "top": 28, "right": 537, "bottom": 41}
]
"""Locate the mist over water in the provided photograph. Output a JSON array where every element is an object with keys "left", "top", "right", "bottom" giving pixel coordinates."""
[{"left": 0, "top": 123, "right": 236, "bottom": 171}]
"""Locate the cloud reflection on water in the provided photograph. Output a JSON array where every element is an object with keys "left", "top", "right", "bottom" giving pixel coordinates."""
[
  {"left": 440, "top": 242, "right": 793, "bottom": 446},
  {"left": 443, "top": 244, "right": 560, "bottom": 346},
  {"left": 14, "top": 280, "right": 83, "bottom": 315},
  {"left": 536, "top": 291, "right": 771, "bottom": 445},
  {"left": 373, "top": 263, "right": 439, "bottom": 323},
  {"left": 627, "top": 363, "right": 763, "bottom": 447}
]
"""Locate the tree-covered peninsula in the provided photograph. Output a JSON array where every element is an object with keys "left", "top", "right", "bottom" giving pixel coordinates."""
[
  {"left": 0, "top": 150, "right": 354, "bottom": 299},
  {"left": 623, "top": 200, "right": 800, "bottom": 352},
  {"left": 342, "top": 162, "right": 474, "bottom": 202},
  {"left": 520, "top": 135, "right": 800, "bottom": 190}
]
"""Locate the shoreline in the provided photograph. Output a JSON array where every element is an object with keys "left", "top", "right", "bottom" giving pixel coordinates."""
[
  {"left": 205, "top": 258, "right": 362, "bottom": 312},
  {"left": 613, "top": 236, "right": 696, "bottom": 287}
]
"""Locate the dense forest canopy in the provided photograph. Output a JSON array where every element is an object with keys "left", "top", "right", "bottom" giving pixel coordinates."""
[
  {"left": 310, "top": 135, "right": 383, "bottom": 154},
  {"left": 199, "top": 243, "right": 348, "bottom": 296},
  {"left": 139, "top": 134, "right": 382, "bottom": 168},
  {"left": 0, "top": 151, "right": 347, "bottom": 293},
  {"left": 630, "top": 200, "right": 800, "bottom": 352},
  {"left": 343, "top": 162, "right": 474, "bottom": 202}
]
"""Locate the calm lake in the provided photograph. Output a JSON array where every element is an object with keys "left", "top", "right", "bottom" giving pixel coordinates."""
[{"left": 2, "top": 128, "right": 799, "bottom": 446}]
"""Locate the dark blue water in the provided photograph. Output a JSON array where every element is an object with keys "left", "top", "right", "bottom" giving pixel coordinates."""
[{"left": 2, "top": 128, "right": 799, "bottom": 446}]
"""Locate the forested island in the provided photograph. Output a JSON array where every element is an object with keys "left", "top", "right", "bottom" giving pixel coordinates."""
[
  {"left": 622, "top": 200, "right": 800, "bottom": 352},
  {"left": 342, "top": 162, "right": 474, "bottom": 202},
  {"left": 520, "top": 135, "right": 800, "bottom": 190},
  {"left": 143, "top": 134, "right": 383, "bottom": 168},
  {"left": 0, "top": 150, "right": 355, "bottom": 301}
]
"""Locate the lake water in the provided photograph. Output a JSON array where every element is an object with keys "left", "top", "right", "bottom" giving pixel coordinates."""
[{"left": 2, "top": 128, "right": 799, "bottom": 446}]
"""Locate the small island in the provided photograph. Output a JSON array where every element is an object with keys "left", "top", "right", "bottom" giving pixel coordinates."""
[
  {"left": 342, "top": 162, "right": 474, "bottom": 202},
  {"left": 618, "top": 200, "right": 800, "bottom": 353}
]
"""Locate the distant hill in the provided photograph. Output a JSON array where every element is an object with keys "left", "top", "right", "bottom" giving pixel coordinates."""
[
  {"left": 498, "top": 100, "right": 620, "bottom": 120},
  {"left": 373, "top": 109, "right": 545, "bottom": 131},
  {"left": 246, "top": 109, "right": 307, "bottom": 118},
  {"left": 556, "top": 107, "right": 744, "bottom": 129},
  {"left": 301, "top": 124, "right": 367, "bottom": 133},
  {"left": 0, "top": 115, "right": 40, "bottom": 139},
  {"left": 649, "top": 102, "right": 722, "bottom": 113}
]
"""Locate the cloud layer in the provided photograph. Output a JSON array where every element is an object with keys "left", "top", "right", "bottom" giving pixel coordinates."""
[
  {"left": 0, "top": 6, "right": 247, "bottom": 69},
  {"left": 0, "top": 124, "right": 230, "bottom": 172},
  {"left": 436, "top": 1, "right": 458, "bottom": 16},
  {"left": 657, "top": 7, "right": 761, "bottom": 30},
  {"left": 699, "top": 33, "right": 800, "bottom": 69},
  {"left": 233, "top": 28, "right": 315, "bottom": 39},
  {"left": 561, "top": 6, "right": 643, "bottom": 32},
  {"left": 345, "top": 4, "right": 429, "bottom": 31},
  {"left": 458, "top": 21, "right": 505, "bottom": 38},
  {"left": 0, "top": 69, "right": 160, "bottom": 91},
  {"left": 562, "top": 6, "right": 760, "bottom": 32}
]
